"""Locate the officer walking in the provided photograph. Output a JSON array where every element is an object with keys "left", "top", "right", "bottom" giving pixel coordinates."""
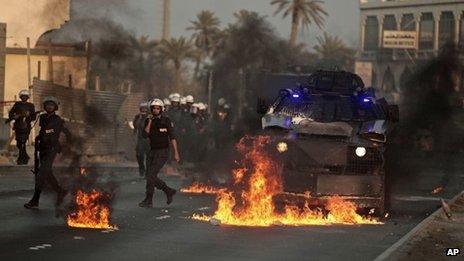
[
  {"left": 139, "top": 99, "right": 180, "bottom": 208},
  {"left": 24, "top": 96, "right": 71, "bottom": 209},
  {"left": 133, "top": 102, "right": 150, "bottom": 177},
  {"left": 7, "top": 90, "right": 37, "bottom": 165}
]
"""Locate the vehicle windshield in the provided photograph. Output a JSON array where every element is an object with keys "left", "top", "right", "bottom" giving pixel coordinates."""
[{"left": 274, "top": 95, "right": 385, "bottom": 123}]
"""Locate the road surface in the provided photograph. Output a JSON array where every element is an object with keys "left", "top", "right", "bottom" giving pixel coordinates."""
[{"left": 0, "top": 176, "right": 442, "bottom": 261}]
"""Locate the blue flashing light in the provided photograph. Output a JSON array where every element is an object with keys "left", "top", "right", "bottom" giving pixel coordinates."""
[
  {"left": 363, "top": 98, "right": 370, "bottom": 103},
  {"left": 292, "top": 94, "right": 300, "bottom": 98}
]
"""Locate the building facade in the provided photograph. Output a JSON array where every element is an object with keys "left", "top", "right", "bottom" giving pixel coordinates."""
[{"left": 358, "top": 0, "right": 464, "bottom": 101}]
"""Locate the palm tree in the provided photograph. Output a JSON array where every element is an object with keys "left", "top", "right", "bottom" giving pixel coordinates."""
[
  {"left": 233, "top": 9, "right": 262, "bottom": 23},
  {"left": 314, "top": 32, "right": 355, "bottom": 69},
  {"left": 187, "top": 10, "right": 221, "bottom": 77},
  {"left": 129, "top": 35, "right": 158, "bottom": 89},
  {"left": 131, "top": 35, "right": 158, "bottom": 58},
  {"left": 271, "top": 0, "right": 327, "bottom": 46},
  {"left": 157, "top": 37, "right": 195, "bottom": 93}
]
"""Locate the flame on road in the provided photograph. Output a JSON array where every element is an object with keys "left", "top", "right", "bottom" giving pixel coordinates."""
[
  {"left": 67, "top": 190, "right": 117, "bottom": 229},
  {"left": 180, "top": 183, "right": 222, "bottom": 194},
  {"left": 192, "top": 136, "right": 381, "bottom": 227}
]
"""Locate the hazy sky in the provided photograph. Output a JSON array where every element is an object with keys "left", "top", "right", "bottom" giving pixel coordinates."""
[{"left": 81, "top": 0, "right": 360, "bottom": 49}]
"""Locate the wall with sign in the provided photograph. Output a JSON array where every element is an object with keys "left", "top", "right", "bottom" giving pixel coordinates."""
[{"left": 383, "top": 31, "right": 418, "bottom": 49}]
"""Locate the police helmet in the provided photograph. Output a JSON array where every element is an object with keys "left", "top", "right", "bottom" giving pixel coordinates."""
[
  {"left": 170, "top": 93, "right": 181, "bottom": 103},
  {"left": 180, "top": 97, "right": 187, "bottom": 105},
  {"left": 43, "top": 96, "right": 60, "bottom": 110},
  {"left": 190, "top": 103, "right": 199, "bottom": 114},
  {"left": 185, "top": 95, "right": 194, "bottom": 103},
  {"left": 218, "top": 98, "right": 226, "bottom": 106},
  {"left": 198, "top": 102, "right": 207, "bottom": 111},
  {"left": 139, "top": 102, "right": 148, "bottom": 108},
  {"left": 19, "top": 89, "right": 31, "bottom": 98},
  {"left": 150, "top": 98, "right": 165, "bottom": 111}
]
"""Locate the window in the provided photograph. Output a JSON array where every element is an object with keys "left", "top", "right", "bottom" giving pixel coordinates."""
[
  {"left": 382, "top": 15, "right": 397, "bottom": 56},
  {"left": 401, "top": 14, "right": 415, "bottom": 31},
  {"left": 364, "top": 16, "right": 379, "bottom": 51},
  {"left": 439, "top": 11, "right": 455, "bottom": 47},
  {"left": 419, "top": 13, "right": 434, "bottom": 50},
  {"left": 383, "top": 15, "right": 398, "bottom": 31}
]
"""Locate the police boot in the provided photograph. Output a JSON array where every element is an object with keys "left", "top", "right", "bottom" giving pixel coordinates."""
[
  {"left": 24, "top": 190, "right": 41, "bottom": 209},
  {"left": 138, "top": 193, "right": 153, "bottom": 208},
  {"left": 56, "top": 188, "right": 68, "bottom": 206},
  {"left": 163, "top": 187, "right": 177, "bottom": 205}
]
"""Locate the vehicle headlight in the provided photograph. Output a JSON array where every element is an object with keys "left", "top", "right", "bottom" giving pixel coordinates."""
[
  {"left": 355, "top": 147, "right": 367, "bottom": 157},
  {"left": 276, "top": 142, "right": 288, "bottom": 153}
]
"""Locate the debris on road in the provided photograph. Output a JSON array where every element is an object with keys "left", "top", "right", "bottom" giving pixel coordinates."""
[
  {"left": 156, "top": 215, "right": 171, "bottom": 220},
  {"left": 440, "top": 199, "right": 452, "bottom": 219},
  {"left": 431, "top": 187, "right": 443, "bottom": 195}
]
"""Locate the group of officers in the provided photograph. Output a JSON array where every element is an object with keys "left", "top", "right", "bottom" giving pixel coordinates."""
[
  {"left": 7, "top": 89, "right": 233, "bottom": 210},
  {"left": 132, "top": 93, "right": 233, "bottom": 173}
]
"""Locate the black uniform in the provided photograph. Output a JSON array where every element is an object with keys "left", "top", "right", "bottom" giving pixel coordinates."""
[
  {"left": 133, "top": 113, "right": 150, "bottom": 176},
  {"left": 32, "top": 113, "right": 71, "bottom": 201},
  {"left": 143, "top": 115, "right": 176, "bottom": 196},
  {"left": 167, "top": 106, "right": 185, "bottom": 160},
  {"left": 8, "top": 101, "right": 36, "bottom": 164}
]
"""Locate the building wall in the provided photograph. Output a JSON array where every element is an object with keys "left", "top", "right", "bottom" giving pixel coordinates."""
[
  {"left": 3, "top": 52, "right": 87, "bottom": 116},
  {"left": 0, "top": 23, "right": 9, "bottom": 147},
  {"left": 358, "top": 0, "right": 464, "bottom": 102},
  {"left": 0, "top": 24, "right": 5, "bottom": 115},
  {"left": 0, "top": 0, "right": 70, "bottom": 48}
]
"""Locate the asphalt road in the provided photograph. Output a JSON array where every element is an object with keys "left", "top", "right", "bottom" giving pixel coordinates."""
[{"left": 0, "top": 177, "right": 442, "bottom": 261}]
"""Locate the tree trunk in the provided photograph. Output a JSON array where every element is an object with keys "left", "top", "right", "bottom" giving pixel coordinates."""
[
  {"left": 174, "top": 61, "right": 182, "bottom": 93},
  {"left": 289, "top": 10, "right": 299, "bottom": 46},
  {"left": 194, "top": 54, "right": 201, "bottom": 79}
]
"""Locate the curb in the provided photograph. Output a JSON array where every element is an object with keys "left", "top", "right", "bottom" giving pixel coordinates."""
[{"left": 374, "top": 190, "right": 464, "bottom": 261}]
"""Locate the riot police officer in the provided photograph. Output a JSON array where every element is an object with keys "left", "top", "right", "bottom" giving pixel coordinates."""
[
  {"left": 133, "top": 102, "right": 150, "bottom": 177},
  {"left": 163, "top": 98, "right": 171, "bottom": 112},
  {"left": 168, "top": 93, "right": 182, "bottom": 125},
  {"left": 7, "top": 90, "right": 37, "bottom": 165},
  {"left": 138, "top": 99, "right": 180, "bottom": 208},
  {"left": 24, "top": 96, "right": 71, "bottom": 209}
]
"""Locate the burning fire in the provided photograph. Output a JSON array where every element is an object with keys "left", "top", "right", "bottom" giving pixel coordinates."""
[
  {"left": 180, "top": 182, "right": 222, "bottom": 194},
  {"left": 192, "top": 136, "right": 380, "bottom": 227},
  {"left": 67, "top": 190, "right": 117, "bottom": 229}
]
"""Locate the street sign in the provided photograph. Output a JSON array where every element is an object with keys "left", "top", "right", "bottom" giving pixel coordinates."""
[
  {"left": 383, "top": 30, "right": 418, "bottom": 49},
  {"left": 355, "top": 61, "right": 373, "bottom": 87}
]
